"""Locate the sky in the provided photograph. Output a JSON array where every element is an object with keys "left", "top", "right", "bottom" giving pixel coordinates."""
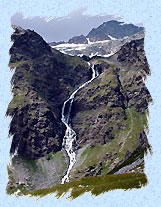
[
  {"left": 11, "top": 8, "right": 121, "bottom": 42},
  {"left": 0, "top": 0, "right": 161, "bottom": 207}
]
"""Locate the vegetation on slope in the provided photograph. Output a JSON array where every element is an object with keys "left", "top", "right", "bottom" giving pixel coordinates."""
[
  {"left": 6, "top": 150, "right": 68, "bottom": 195},
  {"left": 71, "top": 104, "right": 149, "bottom": 178},
  {"left": 27, "top": 173, "right": 148, "bottom": 199}
]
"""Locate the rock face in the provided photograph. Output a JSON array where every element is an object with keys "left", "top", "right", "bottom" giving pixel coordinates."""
[
  {"left": 7, "top": 24, "right": 151, "bottom": 195},
  {"left": 52, "top": 31, "right": 145, "bottom": 57},
  {"left": 49, "top": 20, "right": 144, "bottom": 45},
  {"left": 68, "top": 35, "right": 88, "bottom": 44},
  {"left": 69, "top": 37, "right": 152, "bottom": 179},
  {"left": 87, "top": 31, "right": 111, "bottom": 42},
  {"left": 7, "top": 26, "right": 91, "bottom": 159},
  {"left": 7, "top": 150, "right": 69, "bottom": 194},
  {"left": 49, "top": 41, "right": 66, "bottom": 46},
  {"left": 86, "top": 20, "right": 144, "bottom": 41},
  {"left": 116, "top": 38, "right": 151, "bottom": 112}
]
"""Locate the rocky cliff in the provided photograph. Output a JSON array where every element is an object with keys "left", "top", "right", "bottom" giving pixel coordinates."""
[
  {"left": 50, "top": 20, "right": 144, "bottom": 45},
  {"left": 6, "top": 26, "right": 91, "bottom": 194},
  {"left": 68, "top": 35, "right": 88, "bottom": 44},
  {"left": 6, "top": 25, "right": 151, "bottom": 195},
  {"left": 70, "top": 38, "right": 152, "bottom": 179},
  {"left": 7, "top": 26, "right": 91, "bottom": 159},
  {"left": 86, "top": 20, "right": 144, "bottom": 41}
]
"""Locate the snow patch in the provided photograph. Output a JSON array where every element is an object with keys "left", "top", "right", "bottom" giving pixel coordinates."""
[
  {"left": 108, "top": 35, "right": 117, "bottom": 40},
  {"left": 101, "top": 52, "right": 115, "bottom": 57},
  {"left": 120, "top": 22, "right": 127, "bottom": 25}
]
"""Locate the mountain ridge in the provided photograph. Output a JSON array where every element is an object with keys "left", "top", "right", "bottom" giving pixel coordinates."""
[
  {"left": 50, "top": 20, "right": 144, "bottom": 45},
  {"left": 8, "top": 26, "right": 91, "bottom": 159},
  {"left": 6, "top": 23, "right": 151, "bottom": 196}
]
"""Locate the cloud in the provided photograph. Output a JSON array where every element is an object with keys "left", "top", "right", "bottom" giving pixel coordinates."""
[
  {"left": 68, "top": 6, "right": 88, "bottom": 17},
  {"left": 11, "top": 8, "right": 121, "bottom": 42}
]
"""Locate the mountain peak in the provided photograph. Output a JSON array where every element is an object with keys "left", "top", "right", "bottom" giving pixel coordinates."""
[
  {"left": 86, "top": 20, "right": 144, "bottom": 41},
  {"left": 60, "top": 20, "right": 144, "bottom": 45},
  {"left": 68, "top": 34, "right": 88, "bottom": 44}
]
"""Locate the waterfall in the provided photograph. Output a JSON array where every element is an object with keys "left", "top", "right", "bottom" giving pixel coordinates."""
[{"left": 61, "top": 63, "right": 98, "bottom": 184}]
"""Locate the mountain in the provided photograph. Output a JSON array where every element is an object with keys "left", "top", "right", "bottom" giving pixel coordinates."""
[
  {"left": 7, "top": 26, "right": 92, "bottom": 193},
  {"left": 8, "top": 26, "right": 91, "bottom": 159},
  {"left": 49, "top": 20, "right": 144, "bottom": 45},
  {"left": 6, "top": 23, "right": 151, "bottom": 197},
  {"left": 70, "top": 38, "right": 151, "bottom": 179},
  {"left": 68, "top": 35, "right": 88, "bottom": 44},
  {"left": 52, "top": 31, "right": 144, "bottom": 57},
  {"left": 86, "top": 20, "right": 144, "bottom": 41}
]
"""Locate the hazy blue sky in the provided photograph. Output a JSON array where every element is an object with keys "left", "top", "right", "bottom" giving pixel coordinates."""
[{"left": 11, "top": 7, "right": 121, "bottom": 42}]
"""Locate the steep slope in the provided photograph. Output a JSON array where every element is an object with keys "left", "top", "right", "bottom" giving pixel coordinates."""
[
  {"left": 86, "top": 20, "right": 144, "bottom": 41},
  {"left": 7, "top": 26, "right": 91, "bottom": 193},
  {"left": 70, "top": 38, "right": 152, "bottom": 179},
  {"left": 68, "top": 35, "right": 88, "bottom": 44},
  {"left": 6, "top": 25, "right": 151, "bottom": 196},
  {"left": 8, "top": 26, "right": 91, "bottom": 159},
  {"left": 50, "top": 20, "right": 144, "bottom": 45}
]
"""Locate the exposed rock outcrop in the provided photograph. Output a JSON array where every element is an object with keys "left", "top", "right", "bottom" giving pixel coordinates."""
[
  {"left": 52, "top": 30, "right": 145, "bottom": 57},
  {"left": 7, "top": 24, "right": 151, "bottom": 195},
  {"left": 86, "top": 20, "right": 144, "bottom": 41},
  {"left": 68, "top": 35, "right": 88, "bottom": 44},
  {"left": 7, "top": 26, "right": 91, "bottom": 159},
  {"left": 70, "top": 37, "right": 151, "bottom": 180},
  {"left": 49, "top": 20, "right": 144, "bottom": 46}
]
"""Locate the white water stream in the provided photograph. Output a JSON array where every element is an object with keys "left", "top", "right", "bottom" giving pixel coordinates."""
[{"left": 61, "top": 63, "right": 98, "bottom": 184}]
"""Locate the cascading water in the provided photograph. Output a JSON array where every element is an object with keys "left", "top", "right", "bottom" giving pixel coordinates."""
[{"left": 61, "top": 63, "right": 98, "bottom": 184}]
